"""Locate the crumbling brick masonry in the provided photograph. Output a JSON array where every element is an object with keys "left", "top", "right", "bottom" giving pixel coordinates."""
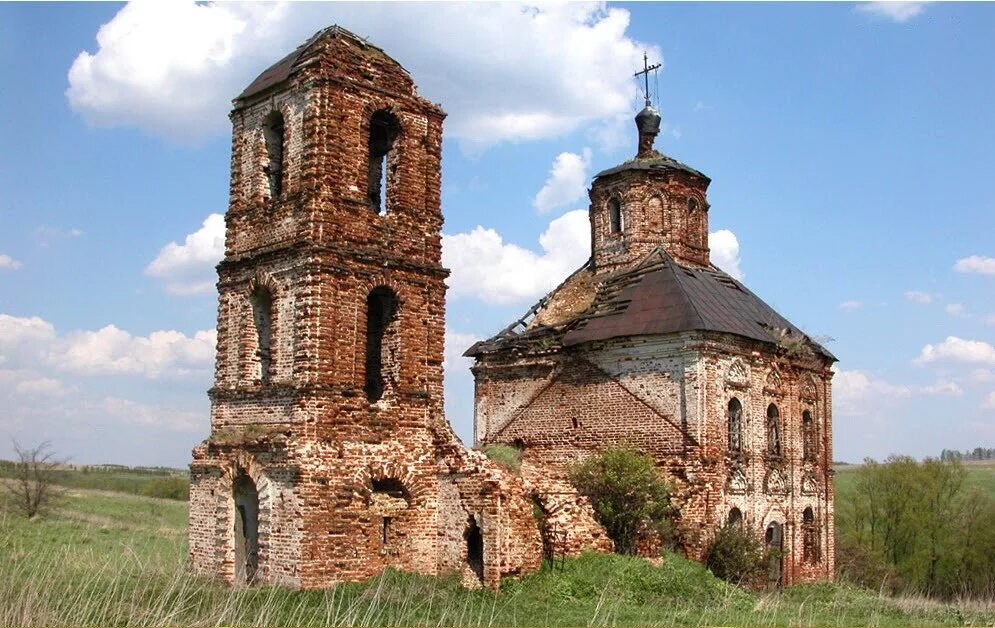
[{"left": 189, "top": 26, "right": 835, "bottom": 591}]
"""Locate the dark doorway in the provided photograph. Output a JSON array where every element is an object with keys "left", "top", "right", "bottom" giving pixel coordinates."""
[
  {"left": 765, "top": 521, "right": 784, "bottom": 587},
  {"left": 465, "top": 516, "right": 484, "bottom": 582},
  {"left": 233, "top": 473, "right": 260, "bottom": 584}
]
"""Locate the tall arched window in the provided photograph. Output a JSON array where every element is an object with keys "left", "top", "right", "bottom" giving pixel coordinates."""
[
  {"left": 802, "top": 507, "right": 819, "bottom": 563},
  {"left": 368, "top": 110, "right": 401, "bottom": 215},
  {"left": 249, "top": 286, "right": 274, "bottom": 383},
  {"left": 727, "top": 398, "right": 743, "bottom": 453},
  {"left": 365, "top": 287, "right": 400, "bottom": 402},
  {"left": 766, "top": 403, "right": 782, "bottom": 457},
  {"left": 608, "top": 198, "right": 623, "bottom": 234},
  {"left": 263, "top": 111, "right": 285, "bottom": 198},
  {"left": 727, "top": 507, "right": 743, "bottom": 527},
  {"left": 688, "top": 197, "right": 704, "bottom": 248},
  {"left": 802, "top": 410, "right": 816, "bottom": 462}
]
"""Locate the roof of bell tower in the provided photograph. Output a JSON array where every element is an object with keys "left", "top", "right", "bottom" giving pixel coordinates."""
[{"left": 236, "top": 25, "right": 412, "bottom": 103}]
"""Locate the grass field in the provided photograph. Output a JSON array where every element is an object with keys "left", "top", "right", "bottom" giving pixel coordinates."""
[
  {"left": 2, "top": 486, "right": 994, "bottom": 627},
  {"left": 0, "top": 461, "right": 189, "bottom": 500}
]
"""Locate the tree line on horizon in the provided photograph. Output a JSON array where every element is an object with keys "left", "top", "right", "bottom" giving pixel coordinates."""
[{"left": 939, "top": 447, "right": 995, "bottom": 462}]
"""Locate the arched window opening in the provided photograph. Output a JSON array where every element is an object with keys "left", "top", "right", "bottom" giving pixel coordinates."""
[
  {"left": 608, "top": 198, "right": 623, "bottom": 234},
  {"left": 465, "top": 516, "right": 484, "bottom": 582},
  {"left": 263, "top": 111, "right": 285, "bottom": 198},
  {"left": 802, "top": 507, "right": 819, "bottom": 563},
  {"left": 233, "top": 473, "right": 260, "bottom": 585},
  {"left": 249, "top": 287, "right": 274, "bottom": 383},
  {"left": 766, "top": 403, "right": 782, "bottom": 457},
  {"left": 365, "top": 287, "right": 400, "bottom": 402},
  {"left": 727, "top": 398, "right": 743, "bottom": 453},
  {"left": 368, "top": 110, "right": 401, "bottom": 215},
  {"left": 802, "top": 410, "right": 816, "bottom": 462},
  {"left": 688, "top": 197, "right": 706, "bottom": 248},
  {"left": 372, "top": 477, "right": 407, "bottom": 499},
  {"left": 727, "top": 507, "right": 743, "bottom": 527},
  {"left": 765, "top": 521, "right": 784, "bottom": 586}
]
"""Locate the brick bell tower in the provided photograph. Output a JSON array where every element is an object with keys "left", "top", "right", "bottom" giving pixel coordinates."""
[
  {"left": 589, "top": 80, "right": 712, "bottom": 274},
  {"left": 190, "top": 25, "right": 542, "bottom": 591}
]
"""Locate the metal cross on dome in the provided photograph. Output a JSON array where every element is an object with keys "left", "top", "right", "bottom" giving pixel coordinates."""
[{"left": 633, "top": 52, "right": 661, "bottom": 107}]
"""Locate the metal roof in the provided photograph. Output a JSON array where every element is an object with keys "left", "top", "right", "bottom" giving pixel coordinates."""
[
  {"left": 593, "top": 154, "right": 710, "bottom": 182},
  {"left": 465, "top": 247, "right": 834, "bottom": 361},
  {"left": 236, "top": 25, "right": 400, "bottom": 101}
]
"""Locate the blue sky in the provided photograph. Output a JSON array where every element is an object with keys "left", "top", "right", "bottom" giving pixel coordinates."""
[{"left": 1, "top": 1, "right": 993, "bottom": 467}]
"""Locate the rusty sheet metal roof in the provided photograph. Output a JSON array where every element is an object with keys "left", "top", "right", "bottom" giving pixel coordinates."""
[
  {"left": 593, "top": 154, "right": 709, "bottom": 182},
  {"left": 466, "top": 248, "right": 834, "bottom": 360},
  {"left": 237, "top": 26, "right": 399, "bottom": 101},
  {"left": 238, "top": 46, "right": 306, "bottom": 101}
]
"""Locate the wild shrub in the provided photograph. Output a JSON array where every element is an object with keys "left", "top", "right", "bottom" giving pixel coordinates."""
[
  {"left": 3, "top": 441, "right": 64, "bottom": 518},
  {"left": 140, "top": 476, "right": 190, "bottom": 501},
  {"left": 705, "top": 522, "right": 765, "bottom": 585},
  {"left": 568, "top": 445, "right": 671, "bottom": 554},
  {"left": 479, "top": 444, "right": 522, "bottom": 473}
]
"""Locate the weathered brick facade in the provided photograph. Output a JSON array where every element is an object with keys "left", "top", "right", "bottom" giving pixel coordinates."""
[
  {"left": 190, "top": 26, "right": 835, "bottom": 592},
  {"left": 469, "top": 105, "right": 837, "bottom": 585},
  {"left": 189, "top": 27, "right": 542, "bottom": 590}
]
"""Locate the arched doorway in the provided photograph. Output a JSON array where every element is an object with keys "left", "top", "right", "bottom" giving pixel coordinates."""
[
  {"left": 465, "top": 516, "right": 484, "bottom": 582},
  {"left": 764, "top": 521, "right": 784, "bottom": 587},
  {"left": 233, "top": 473, "right": 260, "bottom": 585}
]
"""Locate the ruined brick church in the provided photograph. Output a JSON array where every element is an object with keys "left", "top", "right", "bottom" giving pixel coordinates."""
[{"left": 189, "top": 26, "right": 836, "bottom": 590}]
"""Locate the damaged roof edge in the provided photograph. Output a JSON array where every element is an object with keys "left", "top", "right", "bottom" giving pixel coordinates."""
[
  {"left": 467, "top": 247, "right": 835, "bottom": 363},
  {"left": 236, "top": 25, "right": 411, "bottom": 103},
  {"left": 462, "top": 259, "right": 594, "bottom": 358}
]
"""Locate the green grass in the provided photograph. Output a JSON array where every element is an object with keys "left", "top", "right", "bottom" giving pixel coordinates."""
[
  {"left": 2, "top": 487, "right": 993, "bottom": 627},
  {"left": 0, "top": 461, "right": 189, "bottom": 500}
]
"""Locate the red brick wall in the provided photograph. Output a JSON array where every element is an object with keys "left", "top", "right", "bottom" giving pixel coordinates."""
[
  {"left": 591, "top": 169, "right": 711, "bottom": 273},
  {"left": 474, "top": 333, "right": 835, "bottom": 584},
  {"left": 190, "top": 28, "right": 542, "bottom": 591}
]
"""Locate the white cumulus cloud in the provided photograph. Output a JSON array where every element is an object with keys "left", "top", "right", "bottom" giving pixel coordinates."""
[
  {"left": 904, "top": 290, "right": 935, "bottom": 304},
  {"left": 838, "top": 300, "right": 863, "bottom": 312},
  {"left": 945, "top": 303, "right": 965, "bottom": 317},
  {"left": 0, "top": 254, "right": 23, "bottom": 270},
  {"left": 533, "top": 148, "right": 592, "bottom": 214},
  {"left": 58, "top": 326, "right": 217, "bottom": 378},
  {"left": 856, "top": 1, "right": 931, "bottom": 23},
  {"left": 146, "top": 213, "right": 225, "bottom": 296},
  {"left": 0, "top": 313, "right": 215, "bottom": 379},
  {"left": 444, "top": 213, "right": 744, "bottom": 305},
  {"left": 708, "top": 229, "right": 742, "bottom": 280},
  {"left": 915, "top": 337, "right": 995, "bottom": 366},
  {"left": 443, "top": 210, "right": 591, "bottom": 306},
  {"left": 834, "top": 369, "right": 912, "bottom": 403},
  {"left": 444, "top": 329, "right": 481, "bottom": 372},
  {"left": 954, "top": 255, "right": 995, "bottom": 275},
  {"left": 67, "top": 2, "right": 653, "bottom": 150},
  {"left": 834, "top": 368, "right": 962, "bottom": 412}
]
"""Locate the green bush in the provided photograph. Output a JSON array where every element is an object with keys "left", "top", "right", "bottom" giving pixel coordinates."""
[
  {"left": 479, "top": 444, "right": 522, "bottom": 473},
  {"left": 568, "top": 445, "right": 671, "bottom": 554},
  {"left": 705, "top": 523, "right": 765, "bottom": 585},
  {"left": 139, "top": 476, "right": 189, "bottom": 501}
]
